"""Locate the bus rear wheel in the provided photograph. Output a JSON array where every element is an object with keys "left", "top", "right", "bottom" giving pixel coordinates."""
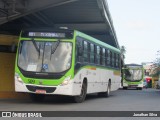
[
  {"left": 29, "top": 93, "right": 45, "bottom": 102},
  {"left": 73, "top": 82, "right": 87, "bottom": 103}
]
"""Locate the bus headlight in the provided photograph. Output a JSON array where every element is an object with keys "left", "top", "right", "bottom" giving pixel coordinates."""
[
  {"left": 15, "top": 73, "right": 23, "bottom": 83},
  {"left": 61, "top": 75, "right": 71, "bottom": 85}
]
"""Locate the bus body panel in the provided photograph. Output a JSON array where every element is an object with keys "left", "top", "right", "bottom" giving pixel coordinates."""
[
  {"left": 15, "top": 66, "right": 121, "bottom": 95},
  {"left": 74, "top": 67, "right": 121, "bottom": 94}
]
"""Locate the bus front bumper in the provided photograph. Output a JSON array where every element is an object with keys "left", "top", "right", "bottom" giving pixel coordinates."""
[
  {"left": 15, "top": 80, "right": 82, "bottom": 96},
  {"left": 123, "top": 82, "right": 143, "bottom": 88}
]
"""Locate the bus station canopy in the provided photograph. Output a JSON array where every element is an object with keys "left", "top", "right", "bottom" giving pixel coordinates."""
[{"left": 0, "top": 0, "right": 119, "bottom": 48}]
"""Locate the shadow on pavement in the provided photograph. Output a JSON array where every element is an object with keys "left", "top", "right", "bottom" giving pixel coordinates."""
[{"left": 0, "top": 93, "right": 116, "bottom": 105}]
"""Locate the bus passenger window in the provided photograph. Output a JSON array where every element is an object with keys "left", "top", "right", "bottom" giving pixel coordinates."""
[
  {"left": 117, "top": 54, "right": 120, "bottom": 68},
  {"left": 112, "top": 52, "right": 114, "bottom": 67},
  {"left": 88, "top": 43, "right": 90, "bottom": 63},
  {"left": 76, "top": 37, "right": 83, "bottom": 62},
  {"left": 100, "top": 47, "right": 103, "bottom": 65},
  {"left": 94, "top": 45, "right": 97, "bottom": 64},
  {"left": 90, "top": 43, "right": 94, "bottom": 63},
  {"left": 105, "top": 49, "right": 108, "bottom": 66},
  {"left": 107, "top": 50, "right": 110, "bottom": 66},
  {"left": 83, "top": 41, "right": 88, "bottom": 62},
  {"left": 96, "top": 46, "right": 100, "bottom": 65},
  {"left": 116, "top": 53, "right": 119, "bottom": 68},
  {"left": 110, "top": 51, "right": 112, "bottom": 67},
  {"left": 102, "top": 48, "right": 106, "bottom": 66},
  {"left": 114, "top": 53, "right": 117, "bottom": 68}
]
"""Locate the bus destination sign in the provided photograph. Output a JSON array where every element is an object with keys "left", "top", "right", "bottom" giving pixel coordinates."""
[{"left": 28, "top": 32, "right": 66, "bottom": 38}]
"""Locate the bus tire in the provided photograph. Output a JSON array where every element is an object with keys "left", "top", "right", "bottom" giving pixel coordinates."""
[
  {"left": 29, "top": 93, "right": 45, "bottom": 102},
  {"left": 137, "top": 87, "right": 142, "bottom": 90},
  {"left": 73, "top": 82, "right": 87, "bottom": 103},
  {"left": 98, "top": 81, "right": 111, "bottom": 97},
  {"left": 123, "top": 87, "right": 127, "bottom": 90}
]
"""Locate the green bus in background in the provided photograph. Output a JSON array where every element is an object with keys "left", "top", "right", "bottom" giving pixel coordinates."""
[
  {"left": 122, "top": 64, "right": 144, "bottom": 90},
  {"left": 15, "top": 28, "right": 121, "bottom": 103}
]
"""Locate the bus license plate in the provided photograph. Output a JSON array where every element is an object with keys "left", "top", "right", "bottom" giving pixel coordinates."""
[
  {"left": 130, "top": 85, "right": 137, "bottom": 88},
  {"left": 35, "top": 89, "right": 46, "bottom": 94}
]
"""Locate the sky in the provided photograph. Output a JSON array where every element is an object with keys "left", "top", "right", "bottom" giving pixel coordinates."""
[{"left": 107, "top": 0, "right": 160, "bottom": 64}]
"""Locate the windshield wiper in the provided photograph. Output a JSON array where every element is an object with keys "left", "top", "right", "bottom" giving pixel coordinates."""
[
  {"left": 39, "top": 40, "right": 61, "bottom": 71},
  {"left": 31, "top": 38, "right": 40, "bottom": 58},
  {"left": 51, "top": 39, "right": 61, "bottom": 54},
  {"left": 41, "top": 42, "right": 46, "bottom": 72},
  {"left": 50, "top": 39, "right": 61, "bottom": 60}
]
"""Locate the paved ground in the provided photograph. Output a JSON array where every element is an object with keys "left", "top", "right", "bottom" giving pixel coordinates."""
[
  {"left": 0, "top": 88, "right": 160, "bottom": 119},
  {"left": 1, "top": 88, "right": 160, "bottom": 111}
]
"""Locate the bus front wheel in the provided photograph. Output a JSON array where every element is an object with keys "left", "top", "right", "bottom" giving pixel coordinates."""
[
  {"left": 123, "top": 87, "right": 127, "bottom": 90},
  {"left": 73, "top": 82, "right": 87, "bottom": 103}
]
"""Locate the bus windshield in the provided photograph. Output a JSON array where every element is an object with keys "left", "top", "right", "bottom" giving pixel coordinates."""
[
  {"left": 124, "top": 69, "right": 143, "bottom": 81},
  {"left": 18, "top": 40, "right": 72, "bottom": 73}
]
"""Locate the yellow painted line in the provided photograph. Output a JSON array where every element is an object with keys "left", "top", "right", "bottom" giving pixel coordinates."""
[{"left": 0, "top": 91, "right": 29, "bottom": 99}]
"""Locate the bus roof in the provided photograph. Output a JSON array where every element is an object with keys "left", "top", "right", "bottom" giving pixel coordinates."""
[
  {"left": 75, "top": 30, "right": 120, "bottom": 53},
  {"left": 124, "top": 64, "right": 143, "bottom": 69},
  {"left": 125, "top": 64, "right": 143, "bottom": 67}
]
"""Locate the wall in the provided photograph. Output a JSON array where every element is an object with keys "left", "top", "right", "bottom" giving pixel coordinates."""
[{"left": 0, "top": 34, "right": 28, "bottom": 99}]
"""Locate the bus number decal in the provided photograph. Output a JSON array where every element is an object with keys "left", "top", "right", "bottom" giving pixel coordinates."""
[{"left": 28, "top": 79, "right": 35, "bottom": 84}]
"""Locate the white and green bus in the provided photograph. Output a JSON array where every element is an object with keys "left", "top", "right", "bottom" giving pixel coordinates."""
[
  {"left": 122, "top": 64, "right": 144, "bottom": 90},
  {"left": 15, "top": 29, "right": 121, "bottom": 103}
]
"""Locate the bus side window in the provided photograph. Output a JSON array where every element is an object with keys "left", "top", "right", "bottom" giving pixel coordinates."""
[
  {"left": 96, "top": 46, "right": 100, "bottom": 65},
  {"left": 102, "top": 48, "right": 106, "bottom": 66},
  {"left": 110, "top": 51, "right": 112, "bottom": 67},
  {"left": 100, "top": 47, "right": 103, "bottom": 65},
  {"left": 114, "top": 53, "right": 117, "bottom": 68},
  {"left": 116, "top": 53, "right": 119, "bottom": 68},
  {"left": 117, "top": 54, "right": 120, "bottom": 68},
  {"left": 94, "top": 45, "right": 97, "bottom": 64},
  {"left": 88, "top": 42, "right": 90, "bottom": 63},
  {"left": 105, "top": 49, "right": 108, "bottom": 66},
  {"left": 83, "top": 41, "right": 88, "bottom": 62},
  {"left": 112, "top": 52, "right": 115, "bottom": 67},
  {"left": 90, "top": 43, "right": 94, "bottom": 63},
  {"left": 76, "top": 37, "right": 83, "bottom": 62},
  {"left": 107, "top": 50, "right": 110, "bottom": 66}
]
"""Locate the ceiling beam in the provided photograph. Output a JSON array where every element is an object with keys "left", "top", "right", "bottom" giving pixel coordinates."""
[{"left": 0, "top": 0, "right": 78, "bottom": 25}]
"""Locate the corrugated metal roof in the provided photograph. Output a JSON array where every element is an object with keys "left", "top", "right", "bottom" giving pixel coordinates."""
[{"left": 0, "top": 0, "right": 119, "bottom": 48}]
